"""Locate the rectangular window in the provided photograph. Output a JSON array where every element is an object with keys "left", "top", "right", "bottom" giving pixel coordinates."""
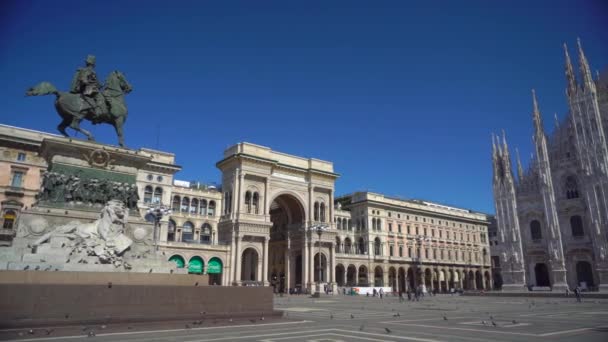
[
  {"left": 424, "top": 228, "right": 427, "bottom": 236},
  {"left": 389, "top": 245, "right": 394, "bottom": 256},
  {"left": 425, "top": 249, "right": 429, "bottom": 258},
  {"left": 399, "top": 246, "right": 403, "bottom": 257},
  {"left": 408, "top": 247, "right": 412, "bottom": 257},
  {"left": 407, "top": 225, "right": 411, "bottom": 234},
  {"left": 398, "top": 224, "right": 402, "bottom": 233},
  {"left": 11, "top": 171, "right": 24, "bottom": 188},
  {"left": 17, "top": 152, "right": 26, "bottom": 162},
  {"left": 389, "top": 223, "right": 393, "bottom": 232},
  {"left": 415, "top": 227, "right": 419, "bottom": 235}
]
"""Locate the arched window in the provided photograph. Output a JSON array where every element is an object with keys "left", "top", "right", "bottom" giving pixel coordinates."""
[
  {"left": 399, "top": 246, "right": 403, "bottom": 257},
  {"left": 377, "top": 218, "right": 382, "bottom": 231},
  {"left": 245, "top": 191, "right": 252, "bottom": 213},
  {"left": 2, "top": 210, "right": 17, "bottom": 229},
  {"left": 335, "top": 237, "right": 341, "bottom": 253},
  {"left": 208, "top": 201, "right": 216, "bottom": 216},
  {"left": 565, "top": 176, "right": 579, "bottom": 199},
  {"left": 358, "top": 237, "right": 366, "bottom": 254},
  {"left": 182, "top": 221, "right": 194, "bottom": 242},
  {"left": 530, "top": 220, "right": 542, "bottom": 240},
  {"left": 199, "top": 199, "right": 207, "bottom": 216},
  {"left": 314, "top": 202, "right": 319, "bottom": 221},
  {"left": 374, "top": 237, "right": 381, "bottom": 256},
  {"left": 372, "top": 218, "right": 376, "bottom": 230},
  {"left": 143, "top": 186, "right": 153, "bottom": 204},
  {"left": 344, "top": 238, "right": 352, "bottom": 254},
  {"left": 570, "top": 215, "right": 584, "bottom": 237},
  {"left": 181, "top": 197, "right": 190, "bottom": 213},
  {"left": 167, "top": 219, "right": 176, "bottom": 241},
  {"left": 172, "top": 196, "right": 180, "bottom": 211},
  {"left": 347, "top": 219, "right": 352, "bottom": 231},
  {"left": 153, "top": 187, "right": 162, "bottom": 204},
  {"left": 253, "top": 192, "right": 259, "bottom": 214},
  {"left": 361, "top": 218, "right": 366, "bottom": 231},
  {"left": 320, "top": 202, "right": 326, "bottom": 222},
  {"left": 201, "top": 223, "right": 212, "bottom": 244},
  {"left": 190, "top": 198, "right": 199, "bottom": 215}
]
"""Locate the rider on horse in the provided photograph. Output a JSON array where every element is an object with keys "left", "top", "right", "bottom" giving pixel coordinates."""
[{"left": 70, "top": 55, "right": 106, "bottom": 121}]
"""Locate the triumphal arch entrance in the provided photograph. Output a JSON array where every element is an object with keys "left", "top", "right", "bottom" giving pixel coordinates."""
[{"left": 216, "top": 143, "right": 338, "bottom": 293}]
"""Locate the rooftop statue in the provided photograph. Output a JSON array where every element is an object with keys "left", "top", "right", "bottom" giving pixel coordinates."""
[{"left": 26, "top": 55, "right": 133, "bottom": 147}]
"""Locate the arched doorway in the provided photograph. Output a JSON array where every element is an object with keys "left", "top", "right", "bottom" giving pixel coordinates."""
[
  {"left": 576, "top": 261, "right": 594, "bottom": 288},
  {"left": 169, "top": 255, "right": 185, "bottom": 269},
  {"left": 358, "top": 265, "right": 368, "bottom": 286},
  {"left": 424, "top": 269, "right": 432, "bottom": 291},
  {"left": 388, "top": 267, "right": 397, "bottom": 292},
  {"left": 208, "top": 257, "right": 223, "bottom": 285},
  {"left": 241, "top": 248, "right": 259, "bottom": 283},
  {"left": 448, "top": 270, "right": 455, "bottom": 290},
  {"left": 347, "top": 265, "right": 357, "bottom": 286},
  {"left": 468, "top": 270, "right": 475, "bottom": 289},
  {"left": 439, "top": 270, "right": 446, "bottom": 292},
  {"left": 493, "top": 272, "right": 503, "bottom": 290},
  {"left": 407, "top": 268, "right": 415, "bottom": 290},
  {"left": 313, "top": 253, "right": 328, "bottom": 282},
  {"left": 484, "top": 271, "right": 491, "bottom": 290},
  {"left": 188, "top": 256, "right": 204, "bottom": 274},
  {"left": 374, "top": 266, "right": 384, "bottom": 286},
  {"left": 398, "top": 267, "right": 406, "bottom": 292},
  {"left": 534, "top": 263, "right": 550, "bottom": 287},
  {"left": 268, "top": 194, "right": 306, "bottom": 292},
  {"left": 335, "top": 264, "right": 345, "bottom": 286},
  {"left": 475, "top": 271, "right": 483, "bottom": 290}
]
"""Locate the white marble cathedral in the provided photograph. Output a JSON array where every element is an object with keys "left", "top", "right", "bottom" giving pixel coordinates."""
[{"left": 492, "top": 39, "right": 608, "bottom": 292}]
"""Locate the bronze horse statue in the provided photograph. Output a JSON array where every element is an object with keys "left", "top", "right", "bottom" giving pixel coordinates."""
[{"left": 26, "top": 71, "right": 133, "bottom": 147}]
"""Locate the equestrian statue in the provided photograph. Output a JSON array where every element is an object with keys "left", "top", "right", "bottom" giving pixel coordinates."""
[{"left": 26, "top": 55, "right": 133, "bottom": 147}]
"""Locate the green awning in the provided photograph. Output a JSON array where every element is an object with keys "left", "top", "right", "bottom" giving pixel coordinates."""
[
  {"left": 188, "top": 257, "right": 204, "bottom": 274},
  {"left": 207, "top": 258, "right": 222, "bottom": 274},
  {"left": 169, "top": 256, "right": 185, "bottom": 268}
]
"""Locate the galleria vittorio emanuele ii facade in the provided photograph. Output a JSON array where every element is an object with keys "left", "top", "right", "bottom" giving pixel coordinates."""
[
  {"left": 0, "top": 125, "right": 491, "bottom": 293},
  {"left": 492, "top": 40, "right": 608, "bottom": 292}
]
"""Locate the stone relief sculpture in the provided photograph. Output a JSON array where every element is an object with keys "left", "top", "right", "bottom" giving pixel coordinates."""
[
  {"left": 30, "top": 200, "right": 134, "bottom": 268},
  {"left": 38, "top": 171, "right": 139, "bottom": 210}
]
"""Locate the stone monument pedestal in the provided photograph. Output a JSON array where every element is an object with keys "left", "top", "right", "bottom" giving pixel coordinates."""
[{"left": 1, "top": 137, "right": 181, "bottom": 274}]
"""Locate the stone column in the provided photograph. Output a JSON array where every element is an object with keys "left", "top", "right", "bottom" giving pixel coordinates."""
[
  {"left": 329, "top": 189, "right": 334, "bottom": 226},
  {"left": 263, "top": 237, "right": 269, "bottom": 285},
  {"left": 308, "top": 184, "right": 313, "bottom": 224},
  {"left": 384, "top": 266, "right": 390, "bottom": 288},
  {"left": 264, "top": 178, "right": 270, "bottom": 216},
  {"left": 285, "top": 238, "right": 290, "bottom": 292},
  {"left": 236, "top": 170, "right": 244, "bottom": 215},
  {"left": 330, "top": 243, "right": 335, "bottom": 283},
  {"left": 309, "top": 240, "right": 315, "bottom": 287},
  {"left": 303, "top": 238, "right": 309, "bottom": 291},
  {"left": 234, "top": 235, "right": 242, "bottom": 285}
]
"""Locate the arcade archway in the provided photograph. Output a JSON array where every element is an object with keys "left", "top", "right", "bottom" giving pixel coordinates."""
[{"left": 268, "top": 194, "right": 306, "bottom": 292}]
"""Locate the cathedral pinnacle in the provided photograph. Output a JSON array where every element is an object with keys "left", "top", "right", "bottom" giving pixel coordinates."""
[
  {"left": 577, "top": 38, "right": 595, "bottom": 91},
  {"left": 531, "top": 89, "right": 544, "bottom": 137},
  {"left": 516, "top": 148, "right": 524, "bottom": 182},
  {"left": 564, "top": 43, "right": 577, "bottom": 97}
]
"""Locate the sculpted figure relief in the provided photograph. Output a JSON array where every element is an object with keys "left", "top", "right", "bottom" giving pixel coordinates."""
[
  {"left": 31, "top": 200, "right": 133, "bottom": 267},
  {"left": 26, "top": 55, "right": 133, "bottom": 147},
  {"left": 36, "top": 171, "right": 139, "bottom": 210}
]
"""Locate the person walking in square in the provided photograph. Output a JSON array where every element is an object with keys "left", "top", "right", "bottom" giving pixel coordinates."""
[{"left": 574, "top": 285, "right": 582, "bottom": 303}]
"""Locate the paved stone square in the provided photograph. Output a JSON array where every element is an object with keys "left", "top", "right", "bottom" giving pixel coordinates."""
[{"left": 2, "top": 294, "right": 607, "bottom": 341}]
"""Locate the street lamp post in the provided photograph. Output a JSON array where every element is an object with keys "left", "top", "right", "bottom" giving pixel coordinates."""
[
  {"left": 146, "top": 204, "right": 172, "bottom": 251},
  {"left": 309, "top": 224, "right": 329, "bottom": 298}
]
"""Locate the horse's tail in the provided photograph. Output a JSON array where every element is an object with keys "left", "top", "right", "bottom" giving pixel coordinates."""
[{"left": 26, "top": 81, "right": 60, "bottom": 97}]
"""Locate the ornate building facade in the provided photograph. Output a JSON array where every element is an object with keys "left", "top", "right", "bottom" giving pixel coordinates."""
[
  {"left": 492, "top": 40, "right": 608, "bottom": 292},
  {"left": 0, "top": 125, "right": 490, "bottom": 292}
]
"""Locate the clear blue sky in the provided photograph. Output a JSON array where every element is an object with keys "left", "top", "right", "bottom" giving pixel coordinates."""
[{"left": 1, "top": 1, "right": 607, "bottom": 214}]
